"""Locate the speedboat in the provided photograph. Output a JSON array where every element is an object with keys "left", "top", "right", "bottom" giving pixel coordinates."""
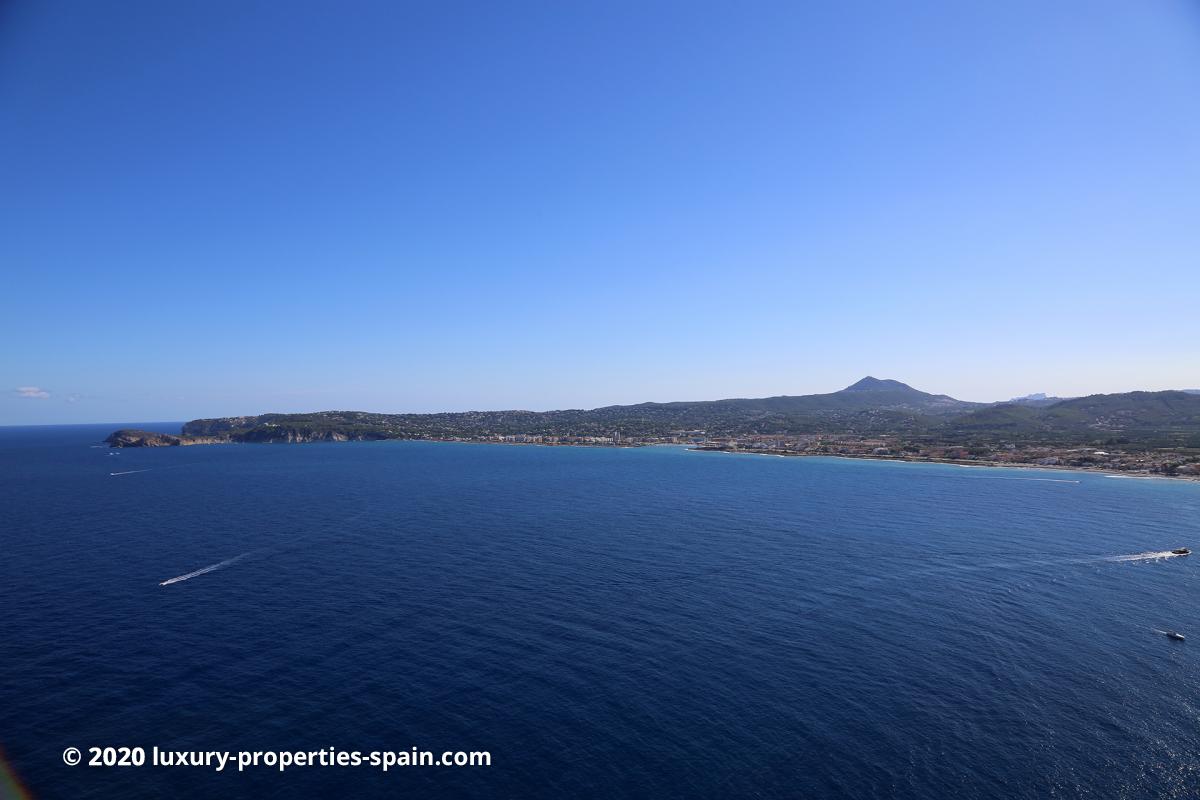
[
  {"left": 1166, "top": 631, "right": 1186, "bottom": 641},
  {"left": 1172, "top": 548, "right": 1191, "bottom": 556}
]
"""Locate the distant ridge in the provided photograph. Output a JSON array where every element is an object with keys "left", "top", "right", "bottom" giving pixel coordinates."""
[
  {"left": 950, "top": 390, "right": 1200, "bottom": 445},
  {"left": 842, "top": 376, "right": 916, "bottom": 392},
  {"left": 603, "top": 376, "right": 983, "bottom": 421},
  {"left": 1009, "top": 392, "right": 1071, "bottom": 408},
  {"left": 104, "top": 378, "right": 1200, "bottom": 450}
]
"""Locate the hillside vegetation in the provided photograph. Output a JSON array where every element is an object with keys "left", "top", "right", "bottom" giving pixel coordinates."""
[{"left": 152, "top": 378, "right": 1200, "bottom": 450}]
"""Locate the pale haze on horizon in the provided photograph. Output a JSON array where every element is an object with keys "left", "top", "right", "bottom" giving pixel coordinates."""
[{"left": 2, "top": 1, "right": 1199, "bottom": 425}]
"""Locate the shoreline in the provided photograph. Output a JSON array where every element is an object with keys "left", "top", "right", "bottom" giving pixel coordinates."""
[
  {"left": 99, "top": 430, "right": 1200, "bottom": 484},
  {"left": 686, "top": 446, "right": 1200, "bottom": 483}
]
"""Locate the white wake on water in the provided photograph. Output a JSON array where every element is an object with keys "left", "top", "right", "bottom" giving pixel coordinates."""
[
  {"left": 159, "top": 553, "right": 250, "bottom": 586},
  {"left": 1106, "top": 551, "right": 1185, "bottom": 563},
  {"left": 110, "top": 469, "right": 152, "bottom": 476}
]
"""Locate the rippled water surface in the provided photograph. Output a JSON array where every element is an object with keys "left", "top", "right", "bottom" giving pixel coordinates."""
[{"left": 3, "top": 425, "right": 1200, "bottom": 798}]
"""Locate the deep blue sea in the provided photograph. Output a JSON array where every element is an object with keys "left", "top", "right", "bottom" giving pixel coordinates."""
[{"left": 3, "top": 424, "right": 1200, "bottom": 799}]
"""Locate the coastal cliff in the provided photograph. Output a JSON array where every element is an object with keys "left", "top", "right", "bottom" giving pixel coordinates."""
[
  {"left": 103, "top": 426, "right": 377, "bottom": 447},
  {"left": 105, "top": 430, "right": 185, "bottom": 447},
  {"left": 104, "top": 429, "right": 226, "bottom": 447}
]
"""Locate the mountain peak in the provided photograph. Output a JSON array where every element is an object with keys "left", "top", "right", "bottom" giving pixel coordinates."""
[{"left": 842, "top": 376, "right": 915, "bottom": 393}]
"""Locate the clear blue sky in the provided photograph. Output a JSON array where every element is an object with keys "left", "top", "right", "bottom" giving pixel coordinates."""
[{"left": 3, "top": 1, "right": 1199, "bottom": 424}]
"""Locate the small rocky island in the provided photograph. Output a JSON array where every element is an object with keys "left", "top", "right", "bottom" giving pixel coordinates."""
[
  {"left": 105, "top": 430, "right": 189, "bottom": 447},
  {"left": 104, "top": 423, "right": 363, "bottom": 447},
  {"left": 104, "top": 430, "right": 233, "bottom": 447}
]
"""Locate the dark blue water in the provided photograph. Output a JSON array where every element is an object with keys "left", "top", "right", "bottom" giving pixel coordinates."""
[{"left": 3, "top": 425, "right": 1199, "bottom": 799}]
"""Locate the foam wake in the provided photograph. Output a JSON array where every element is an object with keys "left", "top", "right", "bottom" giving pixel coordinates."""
[
  {"left": 160, "top": 553, "right": 250, "bottom": 586},
  {"left": 1106, "top": 551, "right": 1184, "bottom": 563}
]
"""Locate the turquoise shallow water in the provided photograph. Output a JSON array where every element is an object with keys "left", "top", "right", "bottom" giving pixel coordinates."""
[{"left": 2, "top": 425, "right": 1199, "bottom": 798}]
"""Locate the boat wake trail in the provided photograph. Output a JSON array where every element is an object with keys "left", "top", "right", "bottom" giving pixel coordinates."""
[
  {"left": 110, "top": 469, "right": 152, "bottom": 476},
  {"left": 1106, "top": 551, "right": 1184, "bottom": 563},
  {"left": 155, "top": 494, "right": 373, "bottom": 588},
  {"left": 159, "top": 553, "right": 251, "bottom": 586}
]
